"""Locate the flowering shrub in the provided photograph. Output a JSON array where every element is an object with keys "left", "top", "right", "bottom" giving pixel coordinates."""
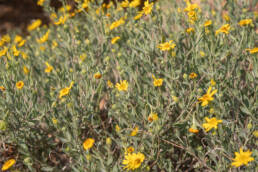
[{"left": 0, "top": 0, "right": 257, "bottom": 171}]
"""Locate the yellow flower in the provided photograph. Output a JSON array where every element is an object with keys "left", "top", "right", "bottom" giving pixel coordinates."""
[
  {"left": 121, "top": 0, "right": 129, "bottom": 8},
  {"left": 134, "top": 11, "right": 143, "bottom": 20},
  {"left": 115, "top": 124, "right": 121, "bottom": 132},
  {"left": 126, "top": 147, "right": 135, "bottom": 154},
  {"left": 111, "top": 36, "right": 120, "bottom": 44},
  {"left": 106, "top": 137, "right": 112, "bottom": 145},
  {"left": 14, "top": 35, "right": 23, "bottom": 44},
  {"left": 59, "top": 81, "right": 74, "bottom": 99},
  {"left": 239, "top": 19, "right": 253, "bottom": 26},
  {"left": 129, "top": 0, "right": 141, "bottom": 8},
  {"left": 12, "top": 45, "right": 20, "bottom": 57},
  {"left": 21, "top": 52, "right": 28, "bottom": 60},
  {"left": 246, "top": 47, "right": 258, "bottom": 54},
  {"left": 148, "top": 113, "right": 158, "bottom": 122},
  {"left": 204, "top": 20, "right": 212, "bottom": 27},
  {"left": 0, "top": 34, "right": 11, "bottom": 46},
  {"left": 23, "top": 66, "right": 29, "bottom": 75},
  {"left": 37, "top": 30, "right": 50, "bottom": 44},
  {"left": 45, "top": 62, "right": 53, "bottom": 73},
  {"left": 189, "top": 72, "right": 197, "bottom": 79},
  {"left": 27, "top": 19, "right": 42, "bottom": 31},
  {"left": 231, "top": 148, "right": 254, "bottom": 167},
  {"left": 186, "top": 27, "right": 195, "bottom": 34},
  {"left": 80, "top": 53, "right": 87, "bottom": 61},
  {"left": 142, "top": 1, "right": 154, "bottom": 15},
  {"left": 157, "top": 40, "right": 176, "bottom": 51},
  {"left": 130, "top": 126, "right": 138, "bottom": 136},
  {"left": 200, "top": 51, "right": 206, "bottom": 57},
  {"left": 198, "top": 86, "right": 217, "bottom": 106},
  {"left": 0, "top": 47, "right": 8, "bottom": 58},
  {"left": 2, "top": 159, "right": 16, "bottom": 171},
  {"left": 54, "top": 15, "right": 68, "bottom": 25},
  {"left": 172, "top": 96, "right": 179, "bottom": 103},
  {"left": 107, "top": 80, "right": 113, "bottom": 88},
  {"left": 223, "top": 14, "right": 230, "bottom": 22},
  {"left": 18, "top": 39, "right": 26, "bottom": 47},
  {"left": 110, "top": 17, "right": 125, "bottom": 30},
  {"left": 189, "top": 128, "right": 199, "bottom": 133},
  {"left": 152, "top": 75, "right": 163, "bottom": 87},
  {"left": 253, "top": 130, "right": 258, "bottom": 138},
  {"left": 52, "top": 40, "right": 58, "bottom": 48},
  {"left": 16, "top": 81, "right": 24, "bottom": 89},
  {"left": 184, "top": 1, "right": 200, "bottom": 12},
  {"left": 123, "top": 152, "right": 145, "bottom": 170},
  {"left": 83, "top": 138, "right": 95, "bottom": 150},
  {"left": 0, "top": 86, "right": 5, "bottom": 91},
  {"left": 52, "top": 118, "right": 58, "bottom": 125},
  {"left": 215, "top": 24, "right": 230, "bottom": 35},
  {"left": 210, "top": 79, "right": 216, "bottom": 86},
  {"left": 94, "top": 72, "right": 102, "bottom": 79},
  {"left": 37, "top": 0, "right": 45, "bottom": 6},
  {"left": 202, "top": 117, "right": 222, "bottom": 132},
  {"left": 115, "top": 80, "right": 128, "bottom": 91}
]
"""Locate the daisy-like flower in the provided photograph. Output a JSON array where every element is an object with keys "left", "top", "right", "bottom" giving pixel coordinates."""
[
  {"left": 246, "top": 47, "right": 258, "bottom": 54},
  {"left": 142, "top": 1, "right": 154, "bottom": 15},
  {"left": 130, "top": 126, "right": 138, "bottom": 136},
  {"left": 129, "top": 0, "right": 141, "bottom": 8},
  {"left": 94, "top": 72, "right": 102, "bottom": 79},
  {"left": 148, "top": 113, "right": 158, "bottom": 122},
  {"left": 23, "top": 66, "right": 29, "bottom": 75},
  {"left": 45, "top": 62, "right": 53, "bottom": 73},
  {"left": 110, "top": 17, "right": 125, "bottom": 31},
  {"left": 27, "top": 19, "right": 42, "bottom": 31},
  {"left": 186, "top": 27, "right": 195, "bottom": 34},
  {"left": 123, "top": 152, "right": 145, "bottom": 170},
  {"left": 189, "top": 72, "right": 197, "bottom": 79},
  {"left": 0, "top": 47, "right": 8, "bottom": 58},
  {"left": 238, "top": 19, "right": 253, "bottom": 26},
  {"left": 2, "top": 159, "right": 16, "bottom": 171},
  {"left": 115, "top": 80, "right": 128, "bottom": 91},
  {"left": 83, "top": 138, "right": 95, "bottom": 150},
  {"left": 111, "top": 36, "right": 120, "bottom": 44},
  {"left": 202, "top": 117, "right": 222, "bottom": 132},
  {"left": 37, "top": 30, "right": 50, "bottom": 44},
  {"left": 157, "top": 40, "right": 176, "bottom": 51},
  {"left": 0, "top": 86, "right": 5, "bottom": 91},
  {"left": 16, "top": 81, "right": 24, "bottom": 89},
  {"left": 198, "top": 86, "right": 217, "bottom": 106},
  {"left": 152, "top": 75, "right": 163, "bottom": 87},
  {"left": 204, "top": 20, "right": 212, "bottom": 27},
  {"left": 126, "top": 147, "right": 135, "bottom": 154},
  {"left": 59, "top": 81, "right": 74, "bottom": 99},
  {"left": 215, "top": 24, "right": 230, "bottom": 35},
  {"left": 231, "top": 148, "right": 254, "bottom": 167}
]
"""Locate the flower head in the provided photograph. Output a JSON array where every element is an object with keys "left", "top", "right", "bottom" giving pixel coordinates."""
[
  {"left": 231, "top": 148, "right": 254, "bottom": 167},
  {"left": 2, "top": 159, "right": 16, "bottom": 171},
  {"left": 111, "top": 36, "right": 120, "bottom": 44},
  {"left": 0, "top": 86, "right": 5, "bottom": 91},
  {"left": 142, "top": 1, "right": 154, "bottom": 15},
  {"left": 239, "top": 19, "right": 253, "bottom": 26},
  {"left": 204, "top": 20, "right": 212, "bottom": 27},
  {"left": 198, "top": 86, "right": 217, "bottom": 106},
  {"left": 215, "top": 24, "right": 230, "bottom": 35},
  {"left": 148, "top": 113, "right": 158, "bottom": 122},
  {"left": 152, "top": 75, "right": 163, "bottom": 87},
  {"left": 157, "top": 40, "right": 176, "bottom": 51},
  {"left": 189, "top": 127, "right": 199, "bottom": 133},
  {"left": 45, "top": 62, "right": 53, "bottom": 73},
  {"left": 202, "top": 117, "right": 222, "bottom": 132},
  {"left": 116, "top": 80, "right": 128, "bottom": 91},
  {"left": 59, "top": 81, "right": 74, "bottom": 99},
  {"left": 110, "top": 17, "right": 125, "bottom": 30},
  {"left": 246, "top": 47, "right": 258, "bottom": 54},
  {"left": 83, "top": 138, "right": 95, "bottom": 150},
  {"left": 130, "top": 126, "right": 138, "bottom": 136},
  {"left": 27, "top": 19, "right": 42, "bottom": 31},
  {"left": 126, "top": 147, "right": 135, "bottom": 154},
  {"left": 16, "top": 81, "right": 24, "bottom": 89},
  {"left": 37, "top": 30, "right": 50, "bottom": 44},
  {"left": 94, "top": 72, "right": 102, "bottom": 79},
  {"left": 189, "top": 72, "right": 197, "bottom": 79},
  {"left": 123, "top": 152, "right": 145, "bottom": 170}
]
